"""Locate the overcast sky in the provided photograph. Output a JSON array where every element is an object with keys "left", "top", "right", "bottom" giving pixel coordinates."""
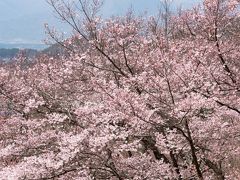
[{"left": 0, "top": 0, "right": 200, "bottom": 45}]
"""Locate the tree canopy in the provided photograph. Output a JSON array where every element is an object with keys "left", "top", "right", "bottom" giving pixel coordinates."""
[{"left": 0, "top": 0, "right": 239, "bottom": 179}]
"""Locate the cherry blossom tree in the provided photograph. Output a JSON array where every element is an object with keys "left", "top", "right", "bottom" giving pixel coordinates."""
[{"left": 0, "top": 0, "right": 239, "bottom": 179}]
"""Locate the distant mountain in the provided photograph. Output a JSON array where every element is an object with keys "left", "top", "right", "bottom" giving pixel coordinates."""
[
  {"left": 0, "top": 42, "right": 50, "bottom": 61},
  {"left": 0, "top": 48, "right": 38, "bottom": 60},
  {"left": 0, "top": 42, "right": 66, "bottom": 61},
  {"left": 0, "top": 43, "right": 48, "bottom": 50}
]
